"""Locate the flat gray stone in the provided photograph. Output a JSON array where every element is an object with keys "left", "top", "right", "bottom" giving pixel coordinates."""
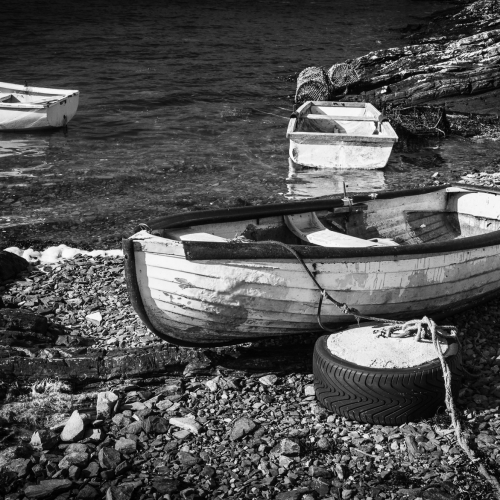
[
  {"left": 229, "top": 416, "right": 257, "bottom": 441},
  {"left": 3, "top": 457, "right": 31, "bottom": 477},
  {"left": 114, "top": 437, "right": 137, "bottom": 454},
  {"left": 105, "top": 483, "right": 139, "bottom": 500},
  {"left": 169, "top": 416, "right": 201, "bottom": 435},
  {"left": 98, "top": 447, "right": 121, "bottom": 469},
  {"left": 276, "top": 488, "right": 311, "bottom": 500},
  {"left": 96, "top": 391, "right": 119, "bottom": 419},
  {"left": 60, "top": 411, "right": 85, "bottom": 442},
  {"left": 152, "top": 478, "right": 181, "bottom": 495},
  {"left": 25, "top": 479, "right": 72, "bottom": 499},
  {"left": 76, "top": 485, "right": 99, "bottom": 499},
  {"left": 58, "top": 451, "right": 89, "bottom": 470},
  {"left": 65, "top": 443, "right": 88, "bottom": 455},
  {"left": 259, "top": 374, "right": 278, "bottom": 386},
  {"left": 279, "top": 438, "right": 301, "bottom": 456}
]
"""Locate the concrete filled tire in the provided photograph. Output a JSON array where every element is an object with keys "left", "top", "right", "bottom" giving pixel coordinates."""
[{"left": 313, "top": 333, "right": 463, "bottom": 425}]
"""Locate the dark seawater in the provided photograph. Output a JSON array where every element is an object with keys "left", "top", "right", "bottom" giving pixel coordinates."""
[{"left": 3, "top": 0, "right": 498, "bottom": 249}]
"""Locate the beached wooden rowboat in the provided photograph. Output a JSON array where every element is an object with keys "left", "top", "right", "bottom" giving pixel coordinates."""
[
  {"left": 287, "top": 101, "right": 398, "bottom": 169},
  {"left": 124, "top": 184, "right": 500, "bottom": 346},
  {"left": 0, "top": 82, "right": 79, "bottom": 130}
]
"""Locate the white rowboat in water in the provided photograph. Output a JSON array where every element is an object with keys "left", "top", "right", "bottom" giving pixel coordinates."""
[
  {"left": 0, "top": 82, "right": 79, "bottom": 131},
  {"left": 287, "top": 101, "right": 398, "bottom": 169},
  {"left": 124, "top": 184, "right": 500, "bottom": 347}
]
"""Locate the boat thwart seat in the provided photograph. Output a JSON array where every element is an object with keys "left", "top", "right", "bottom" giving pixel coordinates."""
[
  {"left": 284, "top": 212, "right": 396, "bottom": 248},
  {"left": 163, "top": 228, "right": 228, "bottom": 242}
]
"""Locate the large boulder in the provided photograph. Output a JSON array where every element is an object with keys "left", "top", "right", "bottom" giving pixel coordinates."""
[{"left": 0, "top": 250, "right": 28, "bottom": 283}]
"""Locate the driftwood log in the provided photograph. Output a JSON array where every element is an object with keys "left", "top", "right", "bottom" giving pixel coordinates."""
[{"left": 0, "top": 334, "right": 317, "bottom": 397}]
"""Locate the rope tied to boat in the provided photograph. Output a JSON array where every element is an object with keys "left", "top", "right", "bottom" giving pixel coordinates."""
[
  {"left": 373, "top": 318, "right": 457, "bottom": 344},
  {"left": 417, "top": 317, "right": 500, "bottom": 497},
  {"left": 260, "top": 239, "right": 500, "bottom": 496}
]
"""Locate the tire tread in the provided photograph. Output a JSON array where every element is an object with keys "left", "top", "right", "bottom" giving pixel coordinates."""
[{"left": 313, "top": 335, "right": 462, "bottom": 425}]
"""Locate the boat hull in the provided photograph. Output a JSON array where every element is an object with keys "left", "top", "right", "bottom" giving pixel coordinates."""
[
  {"left": 128, "top": 238, "right": 500, "bottom": 345},
  {"left": 0, "top": 82, "right": 79, "bottom": 130},
  {"left": 287, "top": 101, "right": 398, "bottom": 169},
  {"left": 124, "top": 185, "right": 500, "bottom": 346},
  {"left": 289, "top": 138, "right": 394, "bottom": 169}
]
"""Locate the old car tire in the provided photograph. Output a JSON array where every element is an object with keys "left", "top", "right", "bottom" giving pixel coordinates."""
[{"left": 313, "top": 333, "right": 463, "bottom": 425}]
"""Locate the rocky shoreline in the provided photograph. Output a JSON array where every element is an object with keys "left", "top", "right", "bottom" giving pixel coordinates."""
[
  {"left": 1, "top": 174, "right": 500, "bottom": 499},
  {"left": 295, "top": 0, "right": 500, "bottom": 138}
]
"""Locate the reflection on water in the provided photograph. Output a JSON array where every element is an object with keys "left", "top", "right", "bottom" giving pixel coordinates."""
[
  {"left": 0, "top": 135, "right": 52, "bottom": 177},
  {"left": 0, "top": 138, "right": 49, "bottom": 158},
  {"left": 0, "top": 162, "right": 53, "bottom": 178},
  {"left": 286, "top": 159, "right": 387, "bottom": 200}
]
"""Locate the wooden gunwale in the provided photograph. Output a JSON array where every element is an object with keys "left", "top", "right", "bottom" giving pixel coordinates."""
[
  {"left": 0, "top": 103, "right": 48, "bottom": 110},
  {"left": 288, "top": 133, "right": 397, "bottom": 144},
  {"left": 144, "top": 185, "right": 445, "bottom": 232},
  {"left": 140, "top": 185, "right": 500, "bottom": 261},
  {"left": 0, "top": 82, "right": 78, "bottom": 110}
]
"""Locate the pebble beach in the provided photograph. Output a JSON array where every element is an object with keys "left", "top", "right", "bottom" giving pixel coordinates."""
[{"left": 1, "top": 175, "right": 500, "bottom": 500}]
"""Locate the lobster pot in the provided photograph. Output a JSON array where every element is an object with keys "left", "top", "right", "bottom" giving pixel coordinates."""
[
  {"left": 328, "top": 63, "right": 360, "bottom": 93},
  {"left": 295, "top": 67, "right": 331, "bottom": 106}
]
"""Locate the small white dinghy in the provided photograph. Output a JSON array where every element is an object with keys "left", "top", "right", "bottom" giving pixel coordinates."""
[
  {"left": 0, "top": 82, "right": 79, "bottom": 131},
  {"left": 287, "top": 101, "right": 398, "bottom": 169}
]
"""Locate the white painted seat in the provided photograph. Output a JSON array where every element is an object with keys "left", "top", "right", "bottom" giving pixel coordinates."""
[
  {"left": 164, "top": 228, "right": 228, "bottom": 242},
  {"left": 284, "top": 212, "right": 381, "bottom": 248}
]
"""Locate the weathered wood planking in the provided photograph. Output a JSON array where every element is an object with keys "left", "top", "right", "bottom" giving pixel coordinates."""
[
  {"left": 144, "top": 260, "right": 500, "bottom": 317},
  {"left": 125, "top": 186, "right": 500, "bottom": 344},
  {"left": 134, "top": 242, "right": 500, "bottom": 336}
]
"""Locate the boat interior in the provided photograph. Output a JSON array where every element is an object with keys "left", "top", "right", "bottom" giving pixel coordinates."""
[
  {"left": 295, "top": 103, "right": 384, "bottom": 136},
  {"left": 154, "top": 187, "right": 500, "bottom": 249},
  {"left": 0, "top": 92, "right": 65, "bottom": 104}
]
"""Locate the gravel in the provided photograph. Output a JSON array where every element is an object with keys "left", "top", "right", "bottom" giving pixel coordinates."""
[
  {"left": 0, "top": 254, "right": 158, "bottom": 350},
  {"left": 1, "top": 176, "right": 500, "bottom": 499},
  {"left": 0, "top": 366, "right": 499, "bottom": 500}
]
